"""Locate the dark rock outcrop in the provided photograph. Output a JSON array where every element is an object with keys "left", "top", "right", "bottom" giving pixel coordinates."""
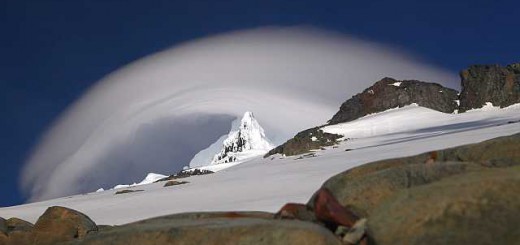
[
  {"left": 265, "top": 127, "right": 342, "bottom": 157},
  {"left": 459, "top": 63, "right": 520, "bottom": 112},
  {"left": 114, "top": 189, "right": 143, "bottom": 195},
  {"left": 163, "top": 180, "right": 188, "bottom": 187},
  {"left": 328, "top": 77, "right": 458, "bottom": 125},
  {"left": 156, "top": 169, "right": 214, "bottom": 182}
]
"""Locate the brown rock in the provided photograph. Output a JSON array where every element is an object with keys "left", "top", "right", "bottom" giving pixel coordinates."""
[
  {"left": 32, "top": 206, "right": 97, "bottom": 244},
  {"left": 310, "top": 188, "right": 359, "bottom": 230},
  {"left": 275, "top": 203, "right": 317, "bottom": 222},
  {"left": 74, "top": 214, "right": 342, "bottom": 245},
  {"left": 5, "top": 218, "right": 33, "bottom": 233},
  {"left": 368, "top": 166, "right": 520, "bottom": 245},
  {"left": 163, "top": 180, "right": 188, "bottom": 187},
  {"left": 114, "top": 189, "right": 143, "bottom": 195},
  {"left": 0, "top": 217, "right": 7, "bottom": 235}
]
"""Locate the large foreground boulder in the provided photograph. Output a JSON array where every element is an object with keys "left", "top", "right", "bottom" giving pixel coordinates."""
[
  {"left": 71, "top": 212, "right": 342, "bottom": 245},
  {"left": 32, "top": 206, "right": 98, "bottom": 244},
  {"left": 0, "top": 206, "right": 98, "bottom": 245},
  {"left": 368, "top": 166, "right": 520, "bottom": 245},
  {"left": 459, "top": 63, "right": 520, "bottom": 112},
  {"left": 319, "top": 133, "right": 520, "bottom": 216}
]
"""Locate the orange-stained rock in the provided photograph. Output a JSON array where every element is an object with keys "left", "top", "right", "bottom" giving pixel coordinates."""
[
  {"left": 311, "top": 188, "right": 359, "bottom": 229},
  {"left": 32, "top": 206, "right": 98, "bottom": 244}
]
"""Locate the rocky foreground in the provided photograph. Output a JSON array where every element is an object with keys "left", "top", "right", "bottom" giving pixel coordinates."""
[{"left": 1, "top": 133, "right": 519, "bottom": 245}]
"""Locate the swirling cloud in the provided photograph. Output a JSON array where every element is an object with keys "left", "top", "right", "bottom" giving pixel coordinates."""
[{"left": 21, "top": 27, "right": 458, "bottom": 201}]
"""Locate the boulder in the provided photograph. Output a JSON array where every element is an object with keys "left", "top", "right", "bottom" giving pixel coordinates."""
[
  {"left": 319, "top": 133, "right": 520, "bottom": 216},
  {"left": 71, "top": 213, "right": 342, "bottom": 245},
  {"left": 368, "top": 166, "right": 520, "bottom": 245},
  {"left": 328, "top": 77, "right": 458, "bottom": 125},
  {"left": 309, "top": 188, "right": 359, "bottom": 230},
  {"left": 32, "top": 206, "right": 98, "bottom": 244},
  {"left": 321, "top": 161, "right": 483, "bottom": 216},
  {"left": 459, "top": 63, "right": 520, "bottom": 112},
  {"left": 5, "top": 218, "right": 33, "bottom": 233}
]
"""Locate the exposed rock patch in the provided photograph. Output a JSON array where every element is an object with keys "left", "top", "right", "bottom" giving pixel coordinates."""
[
  {"left": 156, "top": 168, "right": 214, "bottom": 182},
  {"left": 328, "top": 77, "right": 458, "bottom": 125},
  {"left": 265, "top": 127, "right": 341, "bottom": 157},
  {"left": 459, "top": 63, "right": 520, "bottom": 112},
  {"left": 163, "top": 180, "right": 188, "bottom": 187},
  {"left": 114, "top": 189, "right": 143, "bottom": 195}
]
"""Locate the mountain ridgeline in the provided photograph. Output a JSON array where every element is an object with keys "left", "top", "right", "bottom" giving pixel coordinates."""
[{"left": 266, "top": 63, "right": 520, "bottom": 157}]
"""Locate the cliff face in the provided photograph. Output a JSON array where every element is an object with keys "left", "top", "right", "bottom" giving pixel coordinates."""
[
  {"left": 328, "top": 77, "right": 459, "bottom": 125},
  {"left": 458, "top": 63, "right": 520, "bottom": 112}
]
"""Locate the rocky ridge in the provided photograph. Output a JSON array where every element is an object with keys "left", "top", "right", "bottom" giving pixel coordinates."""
[
  {"left": 267, "top": 63, "right": 520, "bottom": 157},
  {"left": 459, "top": 63, "right": 520, "bottom": 112}
]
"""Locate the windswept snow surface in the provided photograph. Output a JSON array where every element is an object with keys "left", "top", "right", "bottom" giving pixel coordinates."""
[
  {"left": 1, "top": 105, "right": 519, "bottom": 225},
  {"left": 112, "top": 173, "right": 167, "bottom": 190}
]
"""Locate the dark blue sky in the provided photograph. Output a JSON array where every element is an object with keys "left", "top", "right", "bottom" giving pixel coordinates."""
[{"left": 0, "top": 0, "right": 518, "bottom": 207}]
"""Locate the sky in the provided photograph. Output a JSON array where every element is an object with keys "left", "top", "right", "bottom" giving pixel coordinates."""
[{"left": 1, "top": 0, "right": 519, "bottom": 207}]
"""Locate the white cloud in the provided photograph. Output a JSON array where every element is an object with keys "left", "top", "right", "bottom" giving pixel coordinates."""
[{"left": 21, "top": 27, "right": 458, "bottom": 201}]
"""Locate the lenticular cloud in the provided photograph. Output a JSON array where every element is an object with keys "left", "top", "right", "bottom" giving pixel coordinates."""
[{"left": 21, "top": 27, "right": 458, "bottom": 201}]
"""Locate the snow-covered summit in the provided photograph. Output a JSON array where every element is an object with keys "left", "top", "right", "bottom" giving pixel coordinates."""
[{"left": 210, "top": 111, "right": 274, "bottom": 165}]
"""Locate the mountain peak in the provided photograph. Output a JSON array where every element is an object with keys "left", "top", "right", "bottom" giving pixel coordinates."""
[{"left": 210, "top": 111, "right": 274, "bottom": 165}]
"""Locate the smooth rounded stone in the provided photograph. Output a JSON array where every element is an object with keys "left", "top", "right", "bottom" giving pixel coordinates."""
[
  {"left": 318, "top": 132, "right": 520, "bottom": 216},
  {"left": 309, "top": 188, "right": 359, "bottom": 230},
  {"left": 368, "top": 166, "right": 520, "bottom": 245},
  {"left": 318, "top": 161, "right": 483, "bottom": 216},
  {"left": 32, "top": 206, "right": 98, "bottom": 244},
  {"left": 72, "top": 217, "right": 342, "bottom": 245},
  {"left": 5, "top": 218, "right": 34, "bottom": 233}
]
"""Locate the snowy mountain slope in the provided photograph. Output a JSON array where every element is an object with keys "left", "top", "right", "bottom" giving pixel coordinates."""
[
  {"left": 209, "top": 111, "right": 274, "bottom": 165},
  {"left": 1, "top": 105, "right": 519, "bottom": 225}
]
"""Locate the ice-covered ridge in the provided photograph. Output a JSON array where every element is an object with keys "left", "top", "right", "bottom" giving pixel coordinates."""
[{"left": 210, "top": 111, "right": 274, "bottom": 165}]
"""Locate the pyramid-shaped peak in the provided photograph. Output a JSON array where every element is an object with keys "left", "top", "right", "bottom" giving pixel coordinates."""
[{"left": 210, "top": 111, "right": 274, "bottom": 165}]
